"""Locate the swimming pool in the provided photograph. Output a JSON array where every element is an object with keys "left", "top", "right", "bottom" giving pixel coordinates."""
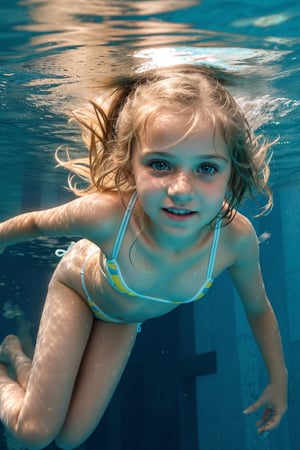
[{"left": 0, "top": 1, "right": 299, "bottom": 449}]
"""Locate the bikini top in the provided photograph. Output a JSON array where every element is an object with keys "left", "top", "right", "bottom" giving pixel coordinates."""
[{"left": 101, "top": 192, "right": 221, "bottom": 305}]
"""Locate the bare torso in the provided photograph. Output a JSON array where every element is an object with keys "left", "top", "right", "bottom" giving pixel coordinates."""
[{"left": 52, "top": 194, "right": 240, "bottom": 323}]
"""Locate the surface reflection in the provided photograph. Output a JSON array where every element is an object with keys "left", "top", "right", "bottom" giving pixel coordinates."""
[
  {"left": 0, "top": 0, "right": 298, "bottom": 195},
  {"left": 18, "top": 0, "right": 203, "bottom": 51},
  {"left": 13, "top": 0, "right": 205, "bottom": 109},
  {"left": 22, "top": 0, "right": 200, "bottom": 18}
]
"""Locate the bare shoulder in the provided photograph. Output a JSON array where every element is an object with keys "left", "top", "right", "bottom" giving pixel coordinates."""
[
  {"left": 222, "top": 211, "right": 259, "bottom": 267},
  {"left": 78, "top": 191, "right": 124, "bottom": 219},
  {"left": 70, "top": 191, "right": 131, "bottom": 239}
]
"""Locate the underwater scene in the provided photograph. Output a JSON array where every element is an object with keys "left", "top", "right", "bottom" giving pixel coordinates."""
[{"left": 0, "top": 0, "right": 300, "bottom": 449}]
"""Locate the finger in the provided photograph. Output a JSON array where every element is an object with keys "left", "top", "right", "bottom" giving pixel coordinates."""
[
  {"left": 256, "top": 407, "right": 273, "bottom": 426},
  {"left": 257, "top": 410, "right": 282, "bottom": 434},
  {"left": 243, "top": 400, "right": 262, "bottom": 415}
]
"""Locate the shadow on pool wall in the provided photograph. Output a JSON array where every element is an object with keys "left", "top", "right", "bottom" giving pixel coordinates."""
[{"left": 0, "top": 184, "right": 297, "bottom": 450}]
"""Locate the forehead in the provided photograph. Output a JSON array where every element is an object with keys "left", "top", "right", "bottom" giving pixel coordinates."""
[{"left": 142, "top": 109, "right": 226, "bottom": 150}]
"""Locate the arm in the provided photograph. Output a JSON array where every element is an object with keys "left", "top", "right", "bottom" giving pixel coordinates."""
[
  {"left": 228, "top": 217, "right": 287, "bottom": 434},
  {"left": 0, "top": 192, "right": 117, "bottom": 252},
  {"left": 242, "top": 308, "right": 287, "bottom": 434}
]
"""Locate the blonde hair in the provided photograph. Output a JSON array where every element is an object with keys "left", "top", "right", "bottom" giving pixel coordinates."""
[{"left": 56, "top": 64, "right": 273, "bottom": 221}]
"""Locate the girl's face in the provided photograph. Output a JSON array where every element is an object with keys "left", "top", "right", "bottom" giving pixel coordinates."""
[{"left": 131, "top": 111, "right": 232, "bottom": 248}]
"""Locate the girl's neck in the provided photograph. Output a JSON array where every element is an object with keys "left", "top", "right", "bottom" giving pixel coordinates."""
[{"left": 142, "top": 218, "right": 212, "bottom": 256}]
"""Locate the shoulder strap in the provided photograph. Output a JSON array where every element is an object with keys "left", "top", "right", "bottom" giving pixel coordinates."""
[
  {"left": 111, "top": 192, "right": 137, "bottom": 259},
  {"left": 206, "top": 221, "right": 221, "bottom": 278}
]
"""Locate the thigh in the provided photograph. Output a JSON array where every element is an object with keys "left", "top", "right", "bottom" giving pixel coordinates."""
[
  {"left": 56, "top": 320, "right": 138, "bottom": 449},
  {"left": 16, "top": 278, "right": 94, "bottom": 444}
]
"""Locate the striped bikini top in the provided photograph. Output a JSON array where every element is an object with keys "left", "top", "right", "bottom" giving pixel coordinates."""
[{"left": 102, "top": 192, "right": 221, "bottom": 305}]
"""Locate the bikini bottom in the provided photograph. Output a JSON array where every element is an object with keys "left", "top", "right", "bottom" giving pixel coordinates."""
[{"left": 55, "top": 244, "right": 141, "bottom": 332}]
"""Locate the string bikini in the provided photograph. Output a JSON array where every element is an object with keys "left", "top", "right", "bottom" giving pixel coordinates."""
[{"left": 57, "top": 193, "right": 221, "bottom": 330}]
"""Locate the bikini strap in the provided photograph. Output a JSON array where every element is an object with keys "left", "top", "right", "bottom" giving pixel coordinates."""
[
  {"left": 206, "top": 220, "right": 222, "bottom": 278},
  {"left": 111, "top": 192, "right": 138, "bottom": 259},
  {"left": 55, "top": 241, "right": 76, "bottom": 258}
]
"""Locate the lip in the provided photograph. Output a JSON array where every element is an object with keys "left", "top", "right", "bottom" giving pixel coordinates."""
[{"left": 162, "top": 207, "right": 198, "bottom": 221}]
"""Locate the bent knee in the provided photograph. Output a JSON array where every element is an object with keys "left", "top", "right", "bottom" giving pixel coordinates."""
[
  {"left": 14, "top": 416, "right": 86, "bottom": 449},
  {"left": 14, "top": 431, "right": 53, "bottom": 450},
  {"left": 15, "top": 420, "right": 60, "bottom": 449}
]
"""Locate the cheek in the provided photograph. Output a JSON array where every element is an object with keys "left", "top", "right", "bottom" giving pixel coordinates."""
[
  {"left": 203, "top": 178, "right": 228, "bottom": 195},
  {"left": 137, "top": 179, "right": 167, "bottom": 198},
  {"left": 134, "top": 168, "right": 166, "bottom": 191}
]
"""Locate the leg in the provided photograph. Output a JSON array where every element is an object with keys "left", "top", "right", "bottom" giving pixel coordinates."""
[
  {"left": 55, "top": 320, "right": 137, "bottom": 449},
  {"left": 0, "top": 278, "right": 94, "bottom": 449},
  {"left": 0, "top": 335, "right": 32, "bottom": 389}
]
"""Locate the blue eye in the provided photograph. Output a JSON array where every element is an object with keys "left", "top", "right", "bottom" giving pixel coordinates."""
[
  {"left": 198, "top": 164, "right": 218, "bottom": 176},
  {"left": 150, "top": 160, "right": 170, "bottom": 171}
]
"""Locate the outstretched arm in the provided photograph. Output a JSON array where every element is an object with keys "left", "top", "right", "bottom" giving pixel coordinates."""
[
  {"left": 0, "top": 191, "right": 118, "bottom": 252},
  {"left": 228, "top": 217, "right": 287, "bottom": 434}
]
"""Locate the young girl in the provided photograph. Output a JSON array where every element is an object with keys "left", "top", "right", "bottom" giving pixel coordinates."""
[{"left": 0, "top": 64, "right": 287, "bottom": 449}]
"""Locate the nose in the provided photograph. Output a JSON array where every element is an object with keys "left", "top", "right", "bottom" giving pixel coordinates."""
[{"left": 167, "top": 171, "right": 195, "bottom": 203}]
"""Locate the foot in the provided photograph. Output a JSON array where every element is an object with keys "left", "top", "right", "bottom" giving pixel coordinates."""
[{"left": 0, "top": 335, "right": 23, "bottom": 364}]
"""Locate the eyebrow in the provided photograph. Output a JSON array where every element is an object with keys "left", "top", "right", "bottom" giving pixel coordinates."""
[{"left": 141, "top": 150, "right": 229, "bottom": 163}]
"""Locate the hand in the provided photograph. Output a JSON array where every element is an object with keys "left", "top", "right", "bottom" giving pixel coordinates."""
[{"left": 243, "top": 383, "right": 288, "bottom": 435}]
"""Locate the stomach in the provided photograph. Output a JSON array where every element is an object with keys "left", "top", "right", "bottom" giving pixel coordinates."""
[{"left": 54, "top": 239, "right": 178, "bottom": 323}]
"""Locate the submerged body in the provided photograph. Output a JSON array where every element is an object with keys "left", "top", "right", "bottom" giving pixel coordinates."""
[
  {"left": 55, "top": 119, "right": 231, "bottom": 324},
  {"left": 0, "top": 65, "right": 287, "bottom": 449}
]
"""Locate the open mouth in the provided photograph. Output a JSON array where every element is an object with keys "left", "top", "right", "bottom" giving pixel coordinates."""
[{"left": 163, "top": 207, "right": 197, "bottom": 218}]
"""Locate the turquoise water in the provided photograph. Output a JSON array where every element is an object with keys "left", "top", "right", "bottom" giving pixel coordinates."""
[{"left": 0, "top": 1, "right": 300, "bottom": 449}]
